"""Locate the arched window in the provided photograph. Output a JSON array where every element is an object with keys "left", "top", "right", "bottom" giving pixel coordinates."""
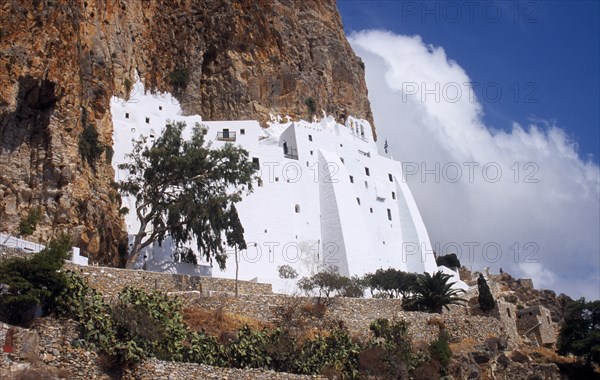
[{"left": 295, "top": 204, "right": 301, "bottom": 213}]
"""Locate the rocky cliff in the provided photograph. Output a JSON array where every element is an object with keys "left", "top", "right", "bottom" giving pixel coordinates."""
[{"left": 0, "top": 0, "right": 373, "bottom": 264}]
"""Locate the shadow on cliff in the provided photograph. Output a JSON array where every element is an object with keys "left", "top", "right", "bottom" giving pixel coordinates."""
[{"left": 0, "top": 75, "right": 60, "bottom": 154}]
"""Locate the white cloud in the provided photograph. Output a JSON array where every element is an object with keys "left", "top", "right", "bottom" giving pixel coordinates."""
[{"left": 349, "top": 30, "right": 600, "bottom": 300}]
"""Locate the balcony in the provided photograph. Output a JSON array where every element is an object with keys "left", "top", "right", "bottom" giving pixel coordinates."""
[{"left": 217, "top": 130, "right": 236, "bottom": 142}]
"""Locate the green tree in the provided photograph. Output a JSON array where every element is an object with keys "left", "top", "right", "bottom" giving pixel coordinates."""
[
  {"left": 225, "top": 205, "right": 246, "bottom": 297},
  {"left": 364, "top": 268, "right": 417, "bottom": 298},
  {"left": 557, "top": 298, "right": 600, "bottom": 367},
  {"left": 477, "top": 274, "right": 495, "bottom": 311},
  {"left": 118, "top": 121, "right": 256, "bottom": 268},
  {"left": 0, "top": 236, "right": 71, "bottom": 325},
  {"left": 403, "top": 271, "right": 465, "bottom": 314}
]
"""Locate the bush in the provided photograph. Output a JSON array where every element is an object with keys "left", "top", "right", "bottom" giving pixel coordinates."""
[
  {"left": 436, "top": 253, "right": 461, "bottom": 268},
  {"left": 429, "top": 337, "right": 452, "bottom": 368},
  {"left": 18, "top": 206, "right": 43, "bottom": 236},
  {"left": 169, "top": 68, "right": 190, "bottom": 89},
  {"left": 368, "top": 318, "right": 413, "bottom": 378},
  {"left": 477, "top": 274, "right": 495, "bottom": 311},
  {"left": 79, "top": 124, "right": 104, "bottom": 166},
  {"left": 277, "top": 265, "right": 298, "bottom": 279},
  {"left": 304, "top": 97, "right": 316, "bottom": 115},
  {"left": 0, "top": 236, "right": 71, "bottom": 325}
]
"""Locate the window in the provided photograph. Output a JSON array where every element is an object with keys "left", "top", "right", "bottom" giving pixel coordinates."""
[
  {"left": 387, "top": 208, "right": 392, "bottom": 221},
  {"left": 364, "top": 181, "right": 368, "bottom": 189},
  {"left": 159, "top": 106, "right": 162, "bottom": 110},
  {"left": 388, "top": 173, "right": 393, "bottom": 182},
  {"left": 507, "top": 308, "right": 512, "bottom": 318},
  {"left": 145, "top": 117, "right": 150, "bottom": 124},
  {"left": 356, "top": 197, "right": 361, "bottom": 205},
  {"left": 365, "top": 167, "right": 370, "bottom": 176},
  {"left": 295, "top": 204, "right": 301, "bottom": 213},
  {"left": 308, "top": 135, "right": 313, "bottom": 141},
  {"left": 131, "top": 127, "right": 136, "bottom": 132},
  {"left": 349, "top": 175, "right": 354, "bottom": 183},
  {"left": 310, "top": 150, "right": 314, "bottom": 156},
  {"left": 340, "top": 157, "right": 344, "bottom": 164},
  {"left": 370, "top": 207, "right": 373, "bottom": 213},
  {"left": 392, "top": 191, "right": 396, "bottom": 200},
  {"left": 125, "top": 112, "right": 129, "bottom": 119},
  {"left": 240, "top": 129, "right": 245, "bottom": 135},
  {"left": 257, "top": 178, "right": 263, "bottom": 187},
  {"left": 275, "top": 177, "right": 279, "bottom": 182},
  {"left": 340, "top": 144, "right": 343, "bottom": 147},
  {"left": 252, "top": 157, "right": 260, "bottom": 170}
]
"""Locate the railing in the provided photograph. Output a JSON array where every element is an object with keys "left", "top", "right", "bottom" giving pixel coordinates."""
[
  {"left": 284, "top": 148, "right": 299, "bottom": 160},
  {"left": 217, "top": 131, "right": 237, "bottom": 141}
]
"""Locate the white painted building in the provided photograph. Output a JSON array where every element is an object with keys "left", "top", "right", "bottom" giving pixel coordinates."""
[{"left": 111, "top": 80, "right": 467, "bottom": 291}]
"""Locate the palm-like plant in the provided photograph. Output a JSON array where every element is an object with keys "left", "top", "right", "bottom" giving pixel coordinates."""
[{"left": 402, "top": 271, "right": 466, "bottom": 313}]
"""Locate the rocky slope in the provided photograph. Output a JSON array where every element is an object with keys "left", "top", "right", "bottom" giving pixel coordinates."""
[{"left": 0, "top": 0, "right": 373, "bottom": 264}]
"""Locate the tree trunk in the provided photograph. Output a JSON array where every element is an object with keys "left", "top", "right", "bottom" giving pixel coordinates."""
[{"left": 235, "top": 246, "right": 239, "bottom": 298}]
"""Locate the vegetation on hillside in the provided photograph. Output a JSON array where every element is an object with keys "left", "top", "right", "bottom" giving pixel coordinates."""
[
  {"left": 0, "top": 236, "right": 71, "bottom": 325},
  {"left": 557, "top": 298, "right": 600, "bottom": 367}
]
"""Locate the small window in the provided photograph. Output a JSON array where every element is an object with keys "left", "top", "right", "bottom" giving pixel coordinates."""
[
  {"left": 131, "top": 127, "right": 136, "bottom": 132},
  {"left": 275, "top": 177, "right": 279, "bottom": 182},
  {"left": 125, "top": 112, "right": 129, "bottom": 119},
  {"left": 392, "top": 191, "right": 396, "bottom": 200},
  {"left": 308, "top": 135, "right": 313, "bottom": 142},
  {"left": 547, "top": 316, "right": 550, "bottom": 324},
  {"left": 145, "top": 117, "right": 150, "bottom": 124},
  {"left": 370, "top": 207, "right": 373, "bottom": 213},
  {"left": 387, "top": 208, "right": 392, "bottom": 221},
  {"left": 340, "top": 157, "right": 344, "bottom": 164},
  {"left": 257, "top": 178, "right": 263, "bottom": 187},
  {"left": 356, "top": 197, "right": 361, "bottom": 205},
  {"left": 340, "top": 144, "right": 343, "bottom": 147},
  {"left": 388, "top": 173, "right": 393, "bottom": 182},
  {"left": 365, "top": 167, "right": 370, "bottom": 176},
  {"left": 295, "top": 204, "right": 301, "bottom": 213},
  {"left": 240, "top": 129, "right": 245, "bottom": 135},
  {"left": 507, "top": 308, "right": 512, "bottom": 318},
  {"left": 364, "top": 181, "right": 368, "bottom": 189},
  {"left": 349, "top": 175, "right": 354, "bottom": 183},
  {"left": 310, "top": 150, "right": 314, "bottom": 156},
  {"left": 159, "top": 106, "right": 162, "bottom": 110},
  {"left": 252, "top": 157, "right": 260, "bottom": 170}
]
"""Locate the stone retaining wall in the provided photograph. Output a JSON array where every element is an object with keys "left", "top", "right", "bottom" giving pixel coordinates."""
[{"left": 180, "top": 293, "right": 518, "bottom": 348}]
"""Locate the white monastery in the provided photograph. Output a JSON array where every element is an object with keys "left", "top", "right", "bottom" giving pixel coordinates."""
[{"left": 111, "top": 80, "right": 467, "bottom": 292}]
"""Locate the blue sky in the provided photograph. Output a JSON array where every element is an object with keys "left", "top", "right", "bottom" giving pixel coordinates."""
[{"left": 339, "top": 0, "right": 600, "bottom": 161}]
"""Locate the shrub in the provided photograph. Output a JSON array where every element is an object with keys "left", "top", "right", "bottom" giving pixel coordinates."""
[
  {"left": 169, "top": 68, "right": 190, "bottom": 89},
  {"left": 278, "top": 265, "right": 298, "bottom": 279},
  {"left": 18, "top": 206, "right": 43, "bottom": 236},
  {"left": 477, "top": 274, "right": 495, "bottom": 311},
  {"left": 79, "top": 124, "right": 104, "bottom": 166},
  {"left": 368, "top": 318, "right": 413, "bottom": 378},
  {"left": 429, "top": 337, "right": 452, "bottom": 368},
  {"left": 304, "top": 97, "right": 316, "bottom": 115},
  {"left": 0, "top": 236, "right": 71, "bottom": 325},
  {"left": 436, "top": 253, "right": 461, "bottom": 268}
]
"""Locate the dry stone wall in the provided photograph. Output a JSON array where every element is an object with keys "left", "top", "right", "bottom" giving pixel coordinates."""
[{"left": 63, "top": 263, "right": 273, "bottom": 298}]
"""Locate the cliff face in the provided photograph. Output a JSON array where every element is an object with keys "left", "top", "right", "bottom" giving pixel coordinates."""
[{"left": 0, "top": 0, "right": 373, "bottom": 264}]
